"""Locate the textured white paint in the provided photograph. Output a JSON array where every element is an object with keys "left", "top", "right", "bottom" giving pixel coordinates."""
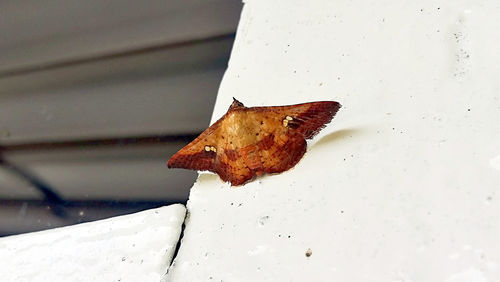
[
  {"left": 166, "top": 0, "right": 500, "bottom": 281},
  {"left": 491, "top": 155, "right": 500, "bottom": 171},
  {"left": 0, "top": 204, "right": 185, "bottom": 282}
]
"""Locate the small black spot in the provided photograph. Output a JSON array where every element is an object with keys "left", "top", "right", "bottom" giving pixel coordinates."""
[
  {"left": 305, "top": 249, "right": 312, "bottom": 257},
  {"left": 222, "top": 136, "right": 225, "bottom": 139},
  {"left": 256, "top": 132, "right": 259, "bottom": 136},
  {"left": 288, "top": 121, "right": 300, "bottom": 129},
  {"left": 467, "top": 108, "right": 471, "bottom": 112}
]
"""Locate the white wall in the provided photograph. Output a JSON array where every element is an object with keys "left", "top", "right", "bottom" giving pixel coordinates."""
[
  {"left": 166, "top": 0, "right": 500, "bottom": 281},
  {"left": 0, "top": 205, "right": 185, "bottom": 282}
]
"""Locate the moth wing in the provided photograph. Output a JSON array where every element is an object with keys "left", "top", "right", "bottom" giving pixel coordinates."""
[
  {"left": 258, "top": 133, "right": 307, "bottom": 174},
  {"left": 216, "top": 147, "right": 254, "bottom": 186},
  {"left": 217, "top": 158, "right": 254, "bottom": 186},
  {"left": 167, "top": 123, "right": 221, "bottom": 172},
  {"left": 247, "top": 101, "right": 340, "bottom": 174},
  {"left": 262, "top": 101, "right": 341, "bottom": 139}
]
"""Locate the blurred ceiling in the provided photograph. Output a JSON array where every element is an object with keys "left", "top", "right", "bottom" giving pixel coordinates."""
[{"left": 0, "top": 0, "right": 243, "bottom": 236}]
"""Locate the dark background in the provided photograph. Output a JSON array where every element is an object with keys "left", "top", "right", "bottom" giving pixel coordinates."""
[{"left": 0, "top": 0, "right": 243, "bottom": 236}]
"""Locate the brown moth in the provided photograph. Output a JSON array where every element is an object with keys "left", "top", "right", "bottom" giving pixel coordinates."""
[{"left": 168, "top": 98, "right": 341, "bottom": 186}]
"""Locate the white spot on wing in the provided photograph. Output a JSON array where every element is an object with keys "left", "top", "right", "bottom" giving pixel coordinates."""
[{"left": 282, "top": 116, "right": 293, "bottom": 127}]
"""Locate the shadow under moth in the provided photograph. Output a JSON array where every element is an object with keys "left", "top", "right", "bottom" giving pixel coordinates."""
[{"left": 168, "top": 98, "right": 341, "bottom": 186}]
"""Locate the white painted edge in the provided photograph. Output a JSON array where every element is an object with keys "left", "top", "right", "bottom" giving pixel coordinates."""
[{"left": 0, "top": 204, "right": 186, "bottom": 282}]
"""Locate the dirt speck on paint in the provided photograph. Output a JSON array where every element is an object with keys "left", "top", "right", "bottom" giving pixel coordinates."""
[{"left": 305, "top": 248, "right": 312, "bottom": 257}]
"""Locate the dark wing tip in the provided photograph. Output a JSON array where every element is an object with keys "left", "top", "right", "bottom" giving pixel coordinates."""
[
  {"left": 295, "top": 101, "right": 342, "bottom": 139},
  {"left": 167, "top": 150, "right": 216, "bottom": 172},
  {"left": 167, "top": 155, "right": 179, "bottom": 168}
]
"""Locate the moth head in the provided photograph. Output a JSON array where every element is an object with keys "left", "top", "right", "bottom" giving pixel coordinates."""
[{"left": 229, "top": 97, "right": 245, "bottom": 110}]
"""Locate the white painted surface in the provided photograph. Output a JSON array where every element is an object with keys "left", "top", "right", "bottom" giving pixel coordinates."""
[
  {"left": 0, "top": 204, "right": 185, "bottom": 282},
  {"left": 166, "top": 0, "right": 500, "bottom": 281}
]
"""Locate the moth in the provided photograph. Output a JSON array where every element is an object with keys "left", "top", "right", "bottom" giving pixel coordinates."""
[{"left": 168, "top": 98, "right": 341, "bottom": 186}]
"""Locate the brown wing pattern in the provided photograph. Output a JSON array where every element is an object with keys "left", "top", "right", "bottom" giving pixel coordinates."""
[
  {"left": 167, "top": 99, "right": 341, "bottom": 186},
  {"left": 258, "top": 132, "right": 307, "bottom": 174},
  {"left": 216, "top": 148, "right": 252, "bottom": 186},
  {"left": 167, "top": 149, "right": 216, "bottom": 172},
  {"left": 259, "top": 101, "right": 341, "bottom": 139},
  {"left": 167, "top": 123, "right": 220, "bottom": 172}
]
